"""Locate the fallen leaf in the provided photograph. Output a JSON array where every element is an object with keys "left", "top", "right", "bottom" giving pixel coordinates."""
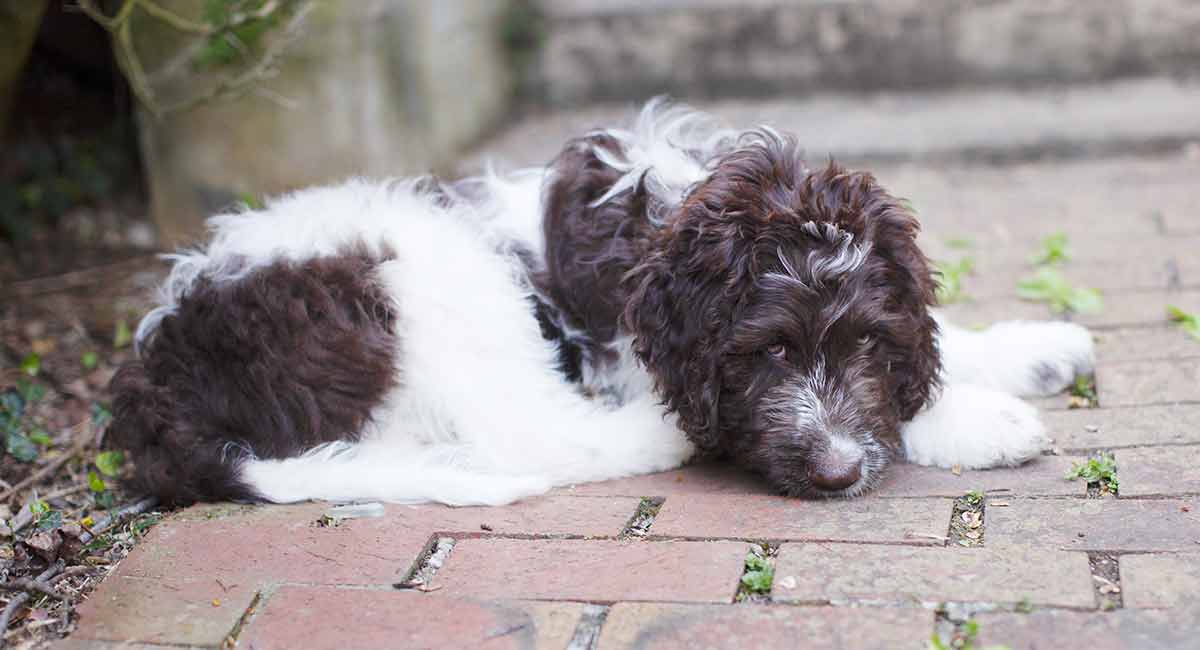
[
  {"left": 23, "top": 530, "right": 64, "bottom": 563},
  {"left": 212, "top": 599, "right": 221, "bottom": 607},
  {"left": 951, "top": 465, "right": 963, "bottom": 476}
]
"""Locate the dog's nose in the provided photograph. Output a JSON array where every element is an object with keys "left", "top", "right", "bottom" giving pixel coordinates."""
[
  {"left": 808, "top": 441, "right": 865, "bottom": 491},
  {"left": 809, "top": 459, "right": 862, "bottom": 491}
]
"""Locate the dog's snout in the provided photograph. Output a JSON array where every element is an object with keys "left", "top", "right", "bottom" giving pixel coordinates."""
[{"left": 808, "top": 438, "right": 865, "bottom": 491}]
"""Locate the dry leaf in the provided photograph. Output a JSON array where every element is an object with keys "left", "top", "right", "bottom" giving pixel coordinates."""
[{"left": 951, "top": 464, "right": 963, "bottom": 476}]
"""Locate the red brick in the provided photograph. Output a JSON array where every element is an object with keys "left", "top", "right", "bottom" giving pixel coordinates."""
[
  {"left": 1044, "top": 405, "right": 1200, "bottom": 450},
  {"left": 650, "top": 495, "right": 951, "bottom": 545},
  {"left": 71, "top": 575, "right": 256, "bottom": 646},
  {"left": 597, "top": 603, "right": 932, "bottom": 650},
  {"left": 1115, "top": 446, "right": 1200, "bottom": 497},
  {"left": 773, "top": 544, "right": 1094, "bottom": 607},
  {"left": 1097, "top": 358, "right": 1200, "bottom": 407},
  {"left": 986, "top": 498, "right": 1200, "bottom": 552},
  {"left": 431, "top": 539, "right": 748, "bottom": 603},
  {"left": 118, "top": 496, "right": 639, "bottom": 586},
  {"left": 975, "top": 609, "right": 1200, "bottom": 649},
  {"left": 238, "top": 586, "right": 581, "bottom": 650},
  {"left": 1121, "top": 553, "right": 1200, "bottom": 609},
  {"left": 877, "top": 457, "right": 1086, "bottom": 498},
  {"left": 555, "top": 462, "right": 773, "bottom": 497}
]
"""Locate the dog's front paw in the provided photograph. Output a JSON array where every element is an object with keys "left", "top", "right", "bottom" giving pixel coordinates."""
[
  {"left": 902, "top": 383, "right": 1048, "bottom": 469},
  {"left": 981, "top": 321, "right": 1096, "bottom": 397}
]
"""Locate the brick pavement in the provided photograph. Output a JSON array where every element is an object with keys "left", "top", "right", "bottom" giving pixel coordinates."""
[{"left": 61, "top": 153, "right": 1200, "bottom": 648}]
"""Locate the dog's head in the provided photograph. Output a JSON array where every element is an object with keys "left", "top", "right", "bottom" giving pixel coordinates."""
[{"left": 624, "top": 132, "right": 940, "bottom": 497}]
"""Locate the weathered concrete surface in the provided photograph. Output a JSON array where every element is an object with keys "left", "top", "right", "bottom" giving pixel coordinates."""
[{"left": 534, "top": 0, "right": 1200, "bottom": 105}]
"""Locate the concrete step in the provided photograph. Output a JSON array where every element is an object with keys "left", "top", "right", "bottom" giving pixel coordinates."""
[
  {"left": 464, "top": 76, "right": 1200, "bottom": 171},
  {"left": 530, "top": 0, "right": 1200, "bottom": 106}
]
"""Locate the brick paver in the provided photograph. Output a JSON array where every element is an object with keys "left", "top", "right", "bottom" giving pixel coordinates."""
[
  {"left": 986, "top": 498, "right": 1200, "bottom": 552},
  {"left": 975, "top": 609, "right": 1200, "bottom": 650},
  {"left": 1121, "top": 553, "right": 1200, "bottom": 609},
  {"left": 431, "top": 539, "right": 749, "bottom": 603},
  {"left": 651, "top": 495, "right": 952, "bottom": 544},
  {"left": 238, "top": 587, "right": 582, "bottom": 650},
  {"left": 772, "top": 544, "right": 1094, "bottom": 607},
  {"left": 1114, "top": 446, "right": 1200, "bottom": 496},
  {"left": 1094, "top": 327, "right": 1200, "bottom": 363},
  {"left": 1044, "top": 405, "right": 1200, "bottom": 450},
  {"left": 1097, "top": 358, "right": 1200, "bottom": 407},
  {"left": 597, "top": 603, "right": 932, "bottom": 650},
  {"left": 877, "top": 456, "right": 1086, "bottom": 497},
  {"left": 71, "top": 575, "right": 257, "bottom": 646},
  {"left": 555, "top": 462, "right": 773, "bottom": 498}
]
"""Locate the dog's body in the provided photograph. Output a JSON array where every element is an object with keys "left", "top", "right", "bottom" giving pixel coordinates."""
[{"left": 110, "top": 103, "right": 1094, "bottom": 506}]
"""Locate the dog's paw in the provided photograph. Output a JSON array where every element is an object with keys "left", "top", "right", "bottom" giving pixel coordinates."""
[
  {"left": 902, "top": 383, "right": 1048, "bottom": 469},
  {"left": 980, "top": 321, "right": 1096, "bottom": 397}
]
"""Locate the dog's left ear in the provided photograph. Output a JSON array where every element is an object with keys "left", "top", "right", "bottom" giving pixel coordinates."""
[
  {"left": 623, "top": 247, "right": 730, "bottom": 451},
  {"left": 870, "top": 206, "right": 942, "bottom": 421}
]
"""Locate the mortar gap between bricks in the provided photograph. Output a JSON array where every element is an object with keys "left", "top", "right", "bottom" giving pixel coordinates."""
[
  {"left": 395, "top": 536, "right": 455, "bottom": 591},
  {"left": 565, "top": 603, "right": 610, "bottom": 650},
  {"left": 735, "top": 541, "right": 778, "bottom": 603},
  {"left": 948, "top": 490, "right": 985, "bottom": 548},
  {"left": 1088, "top": 552, "right": 1124, "bottom": 611},
  {"left": 220, "top": 587, "right": 267, "bottom": 649},
  {"left": 619, "top": 497, "right": 664, "bottom": 539}
]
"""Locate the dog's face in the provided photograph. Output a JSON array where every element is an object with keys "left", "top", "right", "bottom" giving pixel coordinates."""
[{"left": 624, "top": 135, "right": 940, "bottom": 497}]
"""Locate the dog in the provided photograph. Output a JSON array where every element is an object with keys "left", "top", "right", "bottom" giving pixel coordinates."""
[{"left": 108, "top": 101, "right": 1095, "bottom": 506}]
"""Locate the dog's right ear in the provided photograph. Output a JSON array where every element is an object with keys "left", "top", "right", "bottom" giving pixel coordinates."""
[{"left": 623, "top": 250, "right": 725, "bottom": 451}]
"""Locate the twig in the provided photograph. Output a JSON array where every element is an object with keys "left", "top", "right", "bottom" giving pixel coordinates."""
[
  {"left": 0, "top": 427, "right": 90, "bottom": 505},
  {"left": 0, "top": 561, "right": 64, "bottom": 641},
  {"left": 50, "top": 567, "right": 97, "bottom": 584},
  {"left": 78, "top": 497, "right": 159, "bottom": 545},
  {"left": 0, "top": 579, "right": 70, "bottom": 602},
  {"left": 1, "top": 255, "right": 163, "bottom": 300}
]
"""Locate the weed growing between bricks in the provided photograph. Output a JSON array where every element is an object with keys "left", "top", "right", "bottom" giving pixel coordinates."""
[
  {"left": 735, "top": 542, "right": 777, "bottom": 603},
  {"left": 396, "top": 536, "right": 454, "bottom": 591},
  {"left": 565, "top": 603, "right": 609, "bottom": 650},
  {"left": 949, "top": 491, "right": 985, "bottom": 547},
  {"left": 1088, "top": 553, "right": 1123, "bottom": 611},
  {"left": 1067, "top": 375, "right": 1100, "bottom": 409},
  {"left": 619, "top": 497, "right": 664, "bottom": 539},
  {"left": 1066, "top": 452, "right": 1119, "bottom": 497},
  {"left": 930, "top": 615, "right": 1010, "bottom": 650},
  {"left": 220, "top": 589, "right": 263, "bottom": 649}
]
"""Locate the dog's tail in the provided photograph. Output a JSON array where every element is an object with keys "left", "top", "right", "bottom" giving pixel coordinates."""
[{"left": 237, "top": 441, "right": 552, "bottom": 507}]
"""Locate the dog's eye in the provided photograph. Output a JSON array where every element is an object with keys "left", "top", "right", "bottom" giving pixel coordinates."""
[
  {"left": 766, "top": 343, "right": 787, "bottom": 359},
  {"left": 857, "top": 334, "right": 875, "bottom": 347}
]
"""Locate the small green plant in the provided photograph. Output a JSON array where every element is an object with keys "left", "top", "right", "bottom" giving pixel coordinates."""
[
  {"left": 1068, "top": 376, "right": 1099, "bottom": 408},
  {"left": 2, "top": 364, "right": 48, "bottom": 463},
  {"left": 1029, "top": 232, "right": 1070, "bottom": 266},
  {"left": 929, "top": 619, "right": 1011, "bottom": 650},
  {"left": 944, "top": 237, "right": 975, "bottom": 251},
  {"left": 963, "top": 489, "right": 984, "bottom": 506},
  {"left": 739, "top": 549, "right": 774, "bottom": 595},
  {"left": 95, "top": 450, "right": 126, "bottom": 477},
  {"left": 81, "top": 350, "right": 100, "bottom": 370},
  {"left": 935, "top": 257, "right": 975, "bottom": 304},
  {"left": 30, "top": 500, "right": 63, "bottom": 532},
  {"left": 1016, "top": 268, "right": 1103, "bottom": 314},
  {"left": 114, "top": 319, "right": 134, "bottom": 349},
  {"left": 1167, "top": 305, "right": 1200, "bottom": 341},
  {"left": 1066, "top": 453, "right": 1118, "bottom": 494}
]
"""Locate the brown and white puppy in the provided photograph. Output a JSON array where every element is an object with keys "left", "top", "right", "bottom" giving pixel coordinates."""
[{"left": 107, "top": 102, "right": 1091, "bottom": 506}]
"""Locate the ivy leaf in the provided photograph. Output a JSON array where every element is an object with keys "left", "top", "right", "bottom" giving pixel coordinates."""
[
  {"left": 88, "top": 470, "right": 107, "bottom": 493},
  {"left": 6, "top": 432, "right": 39, "bottom": 462},
  {"left": 28, "top": 428, "right": 52, "bottom": 446},
  {"left": 81, "top": 351, "right": 99, "bottom": 369},
  {"left": 95, "top": 450, "right": 125, "bottom": 477},
  {"left": 35, "top": 508, "right": 62, "bottom": 532}
]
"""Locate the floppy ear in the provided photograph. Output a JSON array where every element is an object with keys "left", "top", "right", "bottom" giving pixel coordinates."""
[
  {"left": 623, "top": 250, "right": 727, "bottom": 451},
  {"left": 871, "top": 206, "right": 942, "bottom": 421}
]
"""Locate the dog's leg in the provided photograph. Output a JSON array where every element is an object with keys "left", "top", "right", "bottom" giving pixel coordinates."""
[
  {"left": 901, "top": 382, "right": 1049, "bottom": 469},
  {"left": 935, "top": 314, "right": 1095, "bottom": 397}
]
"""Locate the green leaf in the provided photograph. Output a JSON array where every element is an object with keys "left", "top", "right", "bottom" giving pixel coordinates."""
[
  {"left": 1, "top": 390, "right": 24, "bottom": 421},
  {"left": 81, "top": 351, "right": 99, "bottom": 369},
  {"left": 35, "top": 508, "right": 62, "bottom": 532},
  {"left": 20, "top": 352, "right": 40, "bottom": 376},
  {"left": 88, "top": 470, "right": 107, "bottom": 493},
  {"left": 1167, "top": 305, "right": 1200, "bottom": 341},
  {"left": 95, "top": 450, "right": 125, "bottom": 477},
  {"left": 16, "top": 378, "right": 45, "bottom": 405},
  {"left": 91, "top": 402, "right": 113, "bottom": 427},
  {"left": 6, "top": 432, "right": 39, "bottom": 462},
  {"left": 28, "top": 428, "right": 52, "bottom": 446},
  {"left": 113, "top": 319, "right": 133, "bottom": 349},
  {"left": 935, "top": 257, "right": 975, "bottom": 305},
  {"left": 1029, "top": 232, "right": 1070, "bottom": 266},
  {"left": 1016, "top": 268, "right": 1103, "bottom": 314}
]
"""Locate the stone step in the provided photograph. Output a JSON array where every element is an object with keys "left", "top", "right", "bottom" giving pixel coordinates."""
[
  {"left": 531, "top": 0, "right": 1200, "bottom": 106},
  {"left": 464, "top": 76, "right": 1200, "bottom": 170}
]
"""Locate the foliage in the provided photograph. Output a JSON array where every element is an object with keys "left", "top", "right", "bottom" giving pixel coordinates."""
[
  {"left": 2, "top": 359, "right": 48, "bottom": 463},
  {"left": 1016, "top": 268, "right": 1102, "bottom": 314},
  {"left": 935, "top": 257, "right": 975, "bottom": 305},
  {"left": 740, "top": 550, "right": 774, "bottom": 595},
  {"left": 1068, "top": 376, "right": 1098, "bottom": 408},
  {"left": 1029, "top": 232, "right": 1070, "bottom": 266},
  {"left": 1065, "top": 453, "right": 1119, "bottom": 494},
  {"left": 929, "top": 619, "right": 1010, "bottom": 650},
  {"left": 1167, "top": 305, "right": 1200, "bottom": 341},
  {"left": 195, "top": 0, "right": 292, "bottom": 68},
  {"left": 963, "top": 489, "right": 984, "bottom": 506}
]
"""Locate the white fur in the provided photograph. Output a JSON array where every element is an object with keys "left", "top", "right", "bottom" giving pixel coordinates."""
[{"left": 139, "top": 101, "right": 1095, "bottom": 504}]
